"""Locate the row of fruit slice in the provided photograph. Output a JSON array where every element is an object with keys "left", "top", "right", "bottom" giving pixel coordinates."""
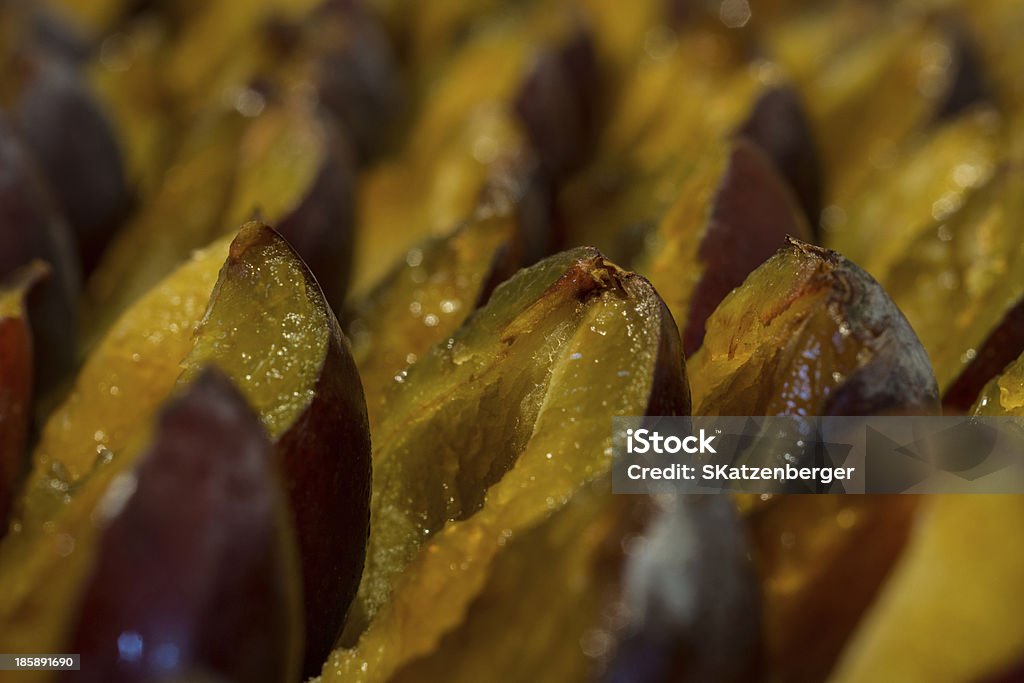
[{"left": 1, "top": 0, "right": 1024, "bottom": 681}]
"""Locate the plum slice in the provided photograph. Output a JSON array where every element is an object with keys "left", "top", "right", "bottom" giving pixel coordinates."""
[
  {"left": 25, "top": 223, "right": 370, "bottom": 676},
  {"left": 334, "top": 247, "right": 689, "bottom": 666},
  {"left": 638, "top": 138, "right": 810, "bottom": 356},
  {"left": 688, "top": 237, "right": 938, "bottom": 681},
  {"left": 0, "top": 262, "right": 48, "bottom": 533},
  {"left": 0, "top": 115, "right": 80, "bottom": 396},
  {"left": 64, "top": 369, "right": 302, "bottom": 683},
  {"left": 689, "top": 237, "right": 938, "bottom": 417},
  {"left": 346, "top": 212, "right": 520, "bottom": 428},
  {"left": 180, "top": 223, "right": 370, "bottom": 675}
]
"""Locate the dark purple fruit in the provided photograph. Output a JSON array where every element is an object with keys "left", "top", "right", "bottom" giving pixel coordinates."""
[
  {"left": 14, "top": 57, "right": 130, "bottom": 275},
  {"left": 64, "top": 369, "right": 302, "bottom": 683},
  {"left": 943, "top": 296, "right": 1024, "bottom": 414},
  {"left": 736, "top": 85, "right": 824, "bottom": 231},
  {"left": 602, "top": 496, "right": 762, "bottom": 683},
  {"left": 514, "top": 24, "right": 599, "bottom": 180},
  {"left": 0, "top": 262, "right": 47, "bottom": 534},
  {"left": 311, "top": 0, "right": 404, "bottom": 163},
  {"left": 0, "top": 113, "right": 80, "bottom": 396}
]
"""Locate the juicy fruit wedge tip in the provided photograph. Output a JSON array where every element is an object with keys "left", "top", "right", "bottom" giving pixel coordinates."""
[
  {"left": 972, "top": 349, "right": 1024, "bottom": 417},
  {"left": 331, "top": 246, "right": 689, "bottom": 680},
  {"left": 690, "top": 236, "right": 939, "bottom": 417},
  {"left": 84, "top": 100, "right": 356, "bottom": 352},
  {"left": 689, "top": 237, "right": 938, "bottom": 681},
  {"left": 28, "top": 234, "right": 233, "bottom": 493},
  {"left": 641, "top": 137, "right": 811, "bottom": 357},
  {"left": 19, "top": 222, "right": 370, "bottom": 676},
  {"left": 178, "top": 222, "right": 372, "bottom": 677}
]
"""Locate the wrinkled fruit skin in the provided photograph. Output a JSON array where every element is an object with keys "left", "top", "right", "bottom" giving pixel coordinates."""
[{"left": 64, "top": 369, "right": 301, "bottom": 683}]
